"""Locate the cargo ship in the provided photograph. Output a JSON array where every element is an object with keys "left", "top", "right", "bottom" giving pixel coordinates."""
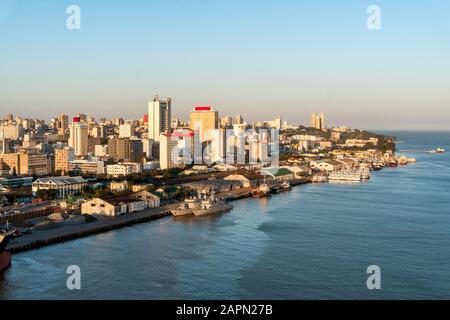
[{"left": 0, "top": 224, "right": 16, "bottom": 273}]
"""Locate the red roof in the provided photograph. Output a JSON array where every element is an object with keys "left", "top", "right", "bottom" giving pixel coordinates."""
[
  {"left": 162, "top": 131, "right": 194, "bottom": 138},
  {"left": 73, "top": 117, "right": 80, "bottom": 123},
  {"left": 194, "top": 106, "right": 212, "bottom": 111}
]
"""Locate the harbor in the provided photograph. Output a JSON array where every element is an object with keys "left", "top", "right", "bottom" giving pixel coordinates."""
[
  {"left": 1, "top": 131, "right": 449, "bottom": 300},
  {"left": 3, "top": 152, "right": 421, "bottom": 256}
]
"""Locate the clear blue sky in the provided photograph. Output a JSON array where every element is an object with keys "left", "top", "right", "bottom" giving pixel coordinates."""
[{"left": 1, "top": 0, "right": 449, "bottom": 129}]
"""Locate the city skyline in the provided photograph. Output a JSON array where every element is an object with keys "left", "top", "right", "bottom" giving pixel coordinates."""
[{"left": 1, "top": 0, "right": 450, "bottom": 130}]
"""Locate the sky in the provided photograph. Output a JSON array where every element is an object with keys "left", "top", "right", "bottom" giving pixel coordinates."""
[{"left": 0, "top": 0, "right": 449, "bottom": 130}]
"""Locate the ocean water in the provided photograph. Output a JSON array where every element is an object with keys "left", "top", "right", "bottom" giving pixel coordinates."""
[{"left": 1, "top": 131, "right": 449, "bottom": 300}]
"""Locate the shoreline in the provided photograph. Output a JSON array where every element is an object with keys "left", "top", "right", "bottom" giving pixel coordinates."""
[
  {"left": 6, "top": 169, "right": 389, "bottom": 255},
  {"left": 7, "top": 180, "right": 309, "bottom": 254}
]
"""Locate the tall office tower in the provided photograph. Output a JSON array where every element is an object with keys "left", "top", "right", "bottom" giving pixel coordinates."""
[
  {"left": 310, "top": 112, "right": 317, "bottom": 129},
  {"left": 68, "top": 117, "right": 89, "bottom": 156},
  {"left": 319, "top": 112, "right": 326, "bottom": 131},
  {"left": 220, "top": 116, "right": 233, "bottom": 128},
  {"left": 310, "top": 112, "right": 326, "bottom": 131},
  {"left": 119, "top": 124, "right": 135, "bottom": 138},
  {"left": 235, "top": 114, "right": 243, "bottom": 125},
  {"left": 273, "top": 116, "right": 282, "bottom": 130},
  {"left": 159, "top": 131, "right": 193, "bottom": 170},
  {"left": 108, "top": 137, "right": 144, "bottom": 163},
  {"left": 58, "top": 114, "right": 69, "bottom": 130},
  {"left": 189, "top": 106, "right": 219, "bottom": 142},
  {"left": 55, "top": 147, "right": 75, "bottom": 173},
  {"left": 5, "top": 113, "right": 14, "bottom": 122},
  {"left": 148, "top": 95, "right": 171, "bottom": 142},
  {"left": 76, "top": 113, "right": 88, "bottom": 123}
]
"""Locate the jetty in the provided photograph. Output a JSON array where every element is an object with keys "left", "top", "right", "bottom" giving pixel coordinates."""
[{"left": 7, "top": 205, "right": 176, "bottom": 254}]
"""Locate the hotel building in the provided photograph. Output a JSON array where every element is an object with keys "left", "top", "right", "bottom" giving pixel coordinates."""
[{"left": 68, "top": 117, "right": 89, "bottom": 156}]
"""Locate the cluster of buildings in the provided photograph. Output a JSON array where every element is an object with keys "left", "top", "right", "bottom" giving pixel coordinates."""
[{"left": 1, "top": 99, "right": 396, "bottom": 218}]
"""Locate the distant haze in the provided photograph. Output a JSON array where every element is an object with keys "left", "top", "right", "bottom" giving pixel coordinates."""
[{"left": 1, "top": 0, "right": 449, "bottom": 130}]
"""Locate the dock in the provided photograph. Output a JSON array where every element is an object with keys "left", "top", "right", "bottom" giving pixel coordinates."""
[{"left": 7, "top": 205, "right": 176, "bottom": 254}]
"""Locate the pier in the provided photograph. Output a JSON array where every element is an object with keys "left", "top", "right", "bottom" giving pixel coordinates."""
[{"left": 7, "top": 205, "right": 175, "bottom": 254}]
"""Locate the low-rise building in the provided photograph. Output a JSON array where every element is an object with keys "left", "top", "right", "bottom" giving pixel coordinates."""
[
  {"left": 130, "top": 190, "right": 160, "bottom": 208},
  {"left": 224, "top": 170, "right": 265, "bottom": 188},
  {"left": 109, "top": 180, "right": 130, "bottom": 192},
  {"left": 69, "top": 159, "right": 105, "bottom": 175},
  {"left": 32, "top": 176, "right": 87, "bottom": 198},
  {"left": 0, "top": 176, "right": 33, "bottom": 190},
  {"left": 310, "top": 160, "right": 345, "bottom": 172},
  {"left": 106, "top": 163, "right": 142, "bottom": 177},
  {"left": 81, "top": 197, "right": 147, "bottom": 216},
  {"left": 345, "top": 138, "right": 379, "bottom": 148},
  {"left": 131, "top": 183, "right": 153, "bottom": 192},
  {"left": 280, "top": 165, "right": 312, "bottom": 177},
  {"left": 260, "top": 167, "right": 295, "bottom": 181}
]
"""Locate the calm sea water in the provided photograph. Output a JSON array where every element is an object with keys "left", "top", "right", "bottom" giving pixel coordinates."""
[{"left": 1, "top": 131, "right": 449, "bottom": 300}]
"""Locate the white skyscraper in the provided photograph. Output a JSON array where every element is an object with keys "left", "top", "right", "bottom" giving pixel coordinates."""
[
  {"left": 69, "top": 117, "right": 89, "bottom": 156},
  {"left": 148, "top": 95, "right": 171, "bottom": 142}
]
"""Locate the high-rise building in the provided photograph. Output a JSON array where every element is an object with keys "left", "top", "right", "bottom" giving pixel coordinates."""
[
  {"left": 148, "top": 95, "right": 171, "bottom": 141},
  {"left": 5, "top": 113, "right": 13, "bottom": 122},
  {"left": 235, "top": 114, "right": 243, "bottom": 125},
  {"left": 69, "top": 117, "right": 89, "bottom": 156},
  {"left": 189, "top": 106, "right": 219, "bottom": 142},
  {"left": 55, "top": 147, "right": 75, "bottom": 173},
  {"left": 310, "top": 112, "right": 326, "bottom": 131},
  {"left": 108, "top": 137, "right": 143, "bottom": 164},
  {"left": 220, "top": 116, "right": 233, "bottom": 128},
  {"left": 0, "top": 124, "right": 24, "bottom": 140},
  {"left": 57, "top": 114, "right": 69, "bottom": 130},
  {"left": 76, "top": 113, "right": 88, "bottom": 123}
]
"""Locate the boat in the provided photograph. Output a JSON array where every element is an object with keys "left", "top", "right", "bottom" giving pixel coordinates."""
[
  {"left": 0, "top": 223, "right": 16, "bottom": 273},
  {"left": 436, "top": 148, "right": 445, "bottom": 153},
  {"left": 279, "top": 181, "right": 292, "bottom": 192},
  {"left": 312, "top": 173, "right": 328, "bottom": 183},
  {"left": 397, "top": 157, "right": 408, "bottom": 166},
  {"left": 328, "top": 170, "right": 362, "bottom": 182},
  {"left": 193, "top": 195, "right": 233, "bottom": 217},
  {"left": 252, "top": 183, "right": 271, "bottom": 198},
  {"left": 171, "top": 197, "right": 200, "bottom": 217},
  {"left": 359, "top": 167, "right": 371, "bottom": 180}
]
